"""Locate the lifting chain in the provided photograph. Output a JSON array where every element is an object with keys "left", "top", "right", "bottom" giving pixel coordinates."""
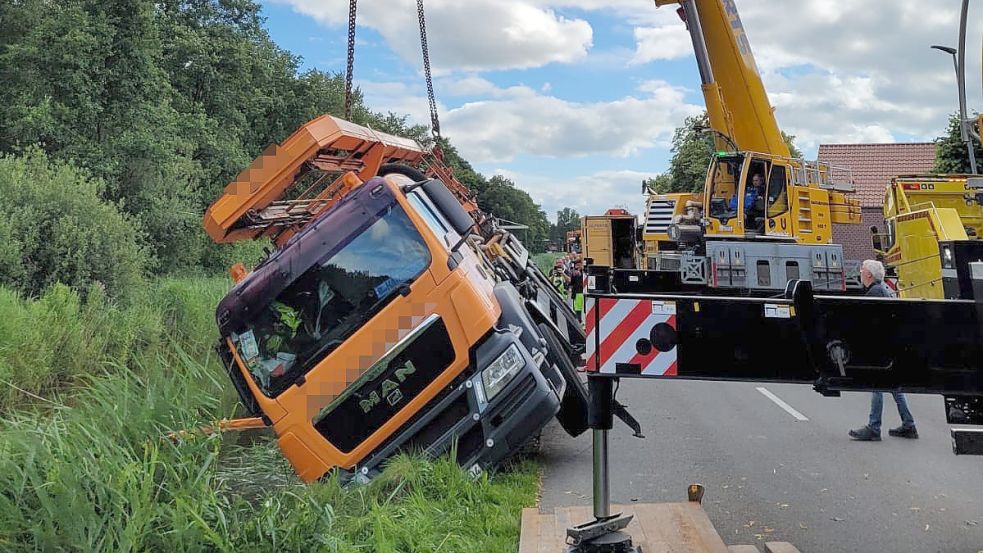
[
  {"left": 416, "top": 0, "right": 441, "bottom": 142},
  {"left": 344, "top": 0, "right": 358, "bottom": 120}
]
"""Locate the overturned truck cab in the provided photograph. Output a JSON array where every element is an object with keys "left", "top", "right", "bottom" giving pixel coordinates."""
[{"left": 205, "top": 116, "right": 589, "bottom": 482}]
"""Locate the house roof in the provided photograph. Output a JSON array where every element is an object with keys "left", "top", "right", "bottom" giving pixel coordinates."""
[{"left": 817, "top": 143, "right": 937, "bottom": 207}]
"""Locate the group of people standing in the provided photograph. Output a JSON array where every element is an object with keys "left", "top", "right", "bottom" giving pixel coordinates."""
[{"left": 548, "top": 253, "right": 585, "bottom": 318}]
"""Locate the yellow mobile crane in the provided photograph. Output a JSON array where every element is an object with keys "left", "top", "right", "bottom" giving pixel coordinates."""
[
  {"left": 871, "top": 50, "right": 983, "bottom": 299},
  {"left": 640, "top": 0, "right": 861, "bottom": 292},
  {"left": 873, "top": 174, "right": 983, "bottom": 299}
]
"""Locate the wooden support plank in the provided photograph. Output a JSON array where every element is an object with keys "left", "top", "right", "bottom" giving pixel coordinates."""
[
  {"left": 764, "top": 543, "right": 802, "bottom": 553},
  {"left": 518, "top": 503, "right": 731, "bottom": 553},
  {"left": 518, "top": 509, "right": 541, "bottom": 553}
]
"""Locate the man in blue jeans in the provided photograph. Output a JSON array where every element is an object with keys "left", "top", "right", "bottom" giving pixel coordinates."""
[{"left": 849, "top": 260, "right": 918, "bottom": 441}]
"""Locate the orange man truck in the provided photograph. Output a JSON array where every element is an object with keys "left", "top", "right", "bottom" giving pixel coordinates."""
[{"left": 204, "top": 115, "right": 591, "bottom": 482}]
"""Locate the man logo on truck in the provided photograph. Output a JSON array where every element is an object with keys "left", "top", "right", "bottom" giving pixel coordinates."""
[{"left": 358, "top": 360, "right": 417, "bottom": 414}]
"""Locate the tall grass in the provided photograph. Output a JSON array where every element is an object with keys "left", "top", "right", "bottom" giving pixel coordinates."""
[
  {"left": 0, "top": 346, "right": 538, "bottom": 551},
  {"left": 0, "top": 278, "right": 540, "bottom": 551},
  {"left": 0, "top": 278, "right": 229, "bottom": 410}
]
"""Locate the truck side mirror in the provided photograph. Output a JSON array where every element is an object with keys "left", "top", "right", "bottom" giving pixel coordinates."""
[
  {"left": 869, "top": 225, "right": 882, "bottom": 252},
  {"left": 421, "top": 178, "right": 476, "bottom": 236}
]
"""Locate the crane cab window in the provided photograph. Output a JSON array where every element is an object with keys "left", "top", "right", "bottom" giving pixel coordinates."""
[
  {"left": 766, "top": 165, "right": 789, "bottom": 217},
  {"left": 744, "top": 160, "right": 769, "bottom": 233},
  {"left": 708, "top": 154, "right": 744, "bottom": 222}
]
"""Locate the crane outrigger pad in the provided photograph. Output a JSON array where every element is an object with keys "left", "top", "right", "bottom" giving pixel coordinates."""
[{"left": 520, "top": 502, "right": 731, "bottom": 553}]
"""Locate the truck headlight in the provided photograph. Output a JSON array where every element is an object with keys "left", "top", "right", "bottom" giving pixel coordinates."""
[
  {"left": 481, "top": 344, "right": 524, "bottom": 400},
  {"left": 942, "top": 245, "right": 954, "bottom": 269}
]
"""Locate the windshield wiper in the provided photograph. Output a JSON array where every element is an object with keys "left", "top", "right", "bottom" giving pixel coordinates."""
[{"left": 300, "top": 339, "right": 344, "bottom": 372}]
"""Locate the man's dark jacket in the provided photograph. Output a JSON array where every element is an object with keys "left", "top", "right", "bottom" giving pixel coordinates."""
[{"left": 865, "top": 280, "right": 896, "bottom": 298}]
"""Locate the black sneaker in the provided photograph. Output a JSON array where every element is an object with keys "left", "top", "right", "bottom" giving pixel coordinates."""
[
  {"left": 848, "top": 426, "right": 881, "bottom": 441},
  {"left": 888, "top": 426, "right": 918, "bottom": 439}
]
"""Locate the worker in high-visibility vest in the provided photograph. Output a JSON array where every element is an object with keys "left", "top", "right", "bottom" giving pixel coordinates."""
[{"left": 567, "top": 258, "right": 584, "bottom": 319}]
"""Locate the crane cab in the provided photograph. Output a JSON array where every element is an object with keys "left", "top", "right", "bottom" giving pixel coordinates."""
[
  {"left": 704, "top": 153, "right": 794, "bottom": 240},
  {"left": 645, "top": 150, "right": 861, "bottom": 294},
  {"left": 703, "top": 152, "right": 858, "bottom": 244}
]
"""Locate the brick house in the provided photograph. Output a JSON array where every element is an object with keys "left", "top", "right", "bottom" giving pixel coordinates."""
[{"left": 817, "top": 143, "right": 937, "bottom": 261}]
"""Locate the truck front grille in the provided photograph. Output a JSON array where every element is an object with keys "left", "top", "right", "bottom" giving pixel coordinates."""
[
  {"left": 645, "top": 200, "right": 676, "bottom": 234},
  {"left": 402, "top": 395, "right": 471, "bottom": 453},
  {"left": 488, "top": 374, "right": 536, "bottom": 428},
  {"left": 314, "top": 318, "right": 455, "bottom": 453}
]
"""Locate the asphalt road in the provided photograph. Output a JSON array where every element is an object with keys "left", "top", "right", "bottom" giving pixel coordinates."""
[{"left": 539, "top": 379, "right": 983, "bottom": 553}]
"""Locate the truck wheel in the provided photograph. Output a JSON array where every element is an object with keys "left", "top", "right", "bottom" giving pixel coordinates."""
[
  {"left": 517, "top": 430, "right": 543, "bottom": 456},
  {"left": 538, "top": 323, "right": 590, "bottom": 437},
  {"left": 378, "top": 163, "right": 427, "bottom": 182}
]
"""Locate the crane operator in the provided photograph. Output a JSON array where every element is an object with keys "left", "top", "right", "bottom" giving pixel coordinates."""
[{"left": 730, "top": 173, "right": 765, "bottom": 221}]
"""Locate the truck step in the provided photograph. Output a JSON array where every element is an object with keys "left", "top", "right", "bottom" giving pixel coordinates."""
[
  {"left": 727, "top": 546, "right": 761, "bottom": 553},
  {"left": 764, "top": 542, "right": 802, "bottom": 553}
]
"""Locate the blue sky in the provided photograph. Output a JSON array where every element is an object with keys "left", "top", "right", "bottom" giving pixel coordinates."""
[{"left": 260, "top": 0, "right": 981, "bottom": 221}]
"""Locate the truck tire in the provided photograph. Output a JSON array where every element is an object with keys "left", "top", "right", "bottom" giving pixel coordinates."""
[
  {"left": 378, "top": 163, "right": 427, "bottom": 182},
  {"left": 538, "top": 323, "right": 590, "bottom": 437}
]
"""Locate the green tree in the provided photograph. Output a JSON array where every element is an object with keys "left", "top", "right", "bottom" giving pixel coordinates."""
[
  {"left": 645, "top": 113, "right": 805, "bottom": 194},
  {"left": 482, "top": 175, "right": 550, "bottom": 252},
  {"left": 0, "top": 0, "right": 519, "bottom": 277},
  {"left": 782, "top": 131, "right": 803, "bottom": 159},
  {"left": 0, "top": 150, "right": 148, "bottom": 298},
  {"left": 933, "top": 111, "right": 983, "bottom": 173},
  {"left": 551, "top": 208, "right": 582, "bottom": 243},
  {"left": 432, "top": 140, "right": 550, "bottom": 251},
  {"left": 644, "top": 113, "right": 713, "bottom": 194}
]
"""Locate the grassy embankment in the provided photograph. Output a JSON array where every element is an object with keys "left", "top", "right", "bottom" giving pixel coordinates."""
[
  {"left": 532, "top": 252, "right": 563, "bottom": 273},
  {"left": 0, "top": 278, "right": 538, "bottom": 551}
]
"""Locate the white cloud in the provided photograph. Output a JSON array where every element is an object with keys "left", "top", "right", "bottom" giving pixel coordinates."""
[
  {"left": 488, "top": 169, "right": 656, "bottom": 221},
  {"left": 359, "top": 80, "right": 434, "bottom": 125},
  {"left": 274, "top": 0, "right": 593, "bottom": 72},
  {"left": 628, "top": 0, "right": 983, "bottom": 150},
  {"left": 279, "top": 0, "right": 982, "bottom": 167},
  {"left": 439, "top": 76, "right": 537, "bottom": 98},
  {"left": 441, "top": 76, "right": 500, "bottom": 97},
  {"left": 441, "top": 81, "right": 701, "bottom": 163},
  {"left": 631, "top": 24, "right": 692, "bottom": 64}
]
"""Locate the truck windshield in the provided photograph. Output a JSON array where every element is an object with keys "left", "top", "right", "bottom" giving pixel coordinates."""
[{"left": 231, "top": 202, "right": 431, "bottom": 397}]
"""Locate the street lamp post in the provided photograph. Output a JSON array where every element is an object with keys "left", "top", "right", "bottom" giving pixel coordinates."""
[
  {"left": 933, "top": 44, "right": 979, "bottom": 174},
  {"left": 930, "top": 0, "right": 978, "bottom": 174}
]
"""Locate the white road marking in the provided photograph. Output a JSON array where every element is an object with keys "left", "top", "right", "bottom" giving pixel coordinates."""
[{"left": 756, "top": 387, "right": 809, "bottom": 421}]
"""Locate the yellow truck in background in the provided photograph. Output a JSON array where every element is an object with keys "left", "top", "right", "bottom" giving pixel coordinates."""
[
  {"left": 874, "top": 175, "right": 983, "bottom": 299},
  {"left": 581, "top": 209, "right": 640, "bottom": 269},
  {"left": 640, "top": 192, "right": 703, "bottom": 270}
]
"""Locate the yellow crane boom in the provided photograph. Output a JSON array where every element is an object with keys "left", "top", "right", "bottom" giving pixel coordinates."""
[{"left": 656, "top": 0, "right": 789, "bottom": 157}]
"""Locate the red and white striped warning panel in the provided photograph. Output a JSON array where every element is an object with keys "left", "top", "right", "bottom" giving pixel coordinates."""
[{"left": 585, "top": 297, "right": 678, "bottom": 376}]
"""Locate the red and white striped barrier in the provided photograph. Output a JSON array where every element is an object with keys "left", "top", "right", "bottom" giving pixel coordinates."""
[{"left": 585, "top": 297, "right": 678, "bottom": 376}]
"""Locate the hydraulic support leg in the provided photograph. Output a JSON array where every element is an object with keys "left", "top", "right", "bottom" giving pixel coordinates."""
[{"left": 564, "top": 376, "right": 639, "bottom": 553}]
